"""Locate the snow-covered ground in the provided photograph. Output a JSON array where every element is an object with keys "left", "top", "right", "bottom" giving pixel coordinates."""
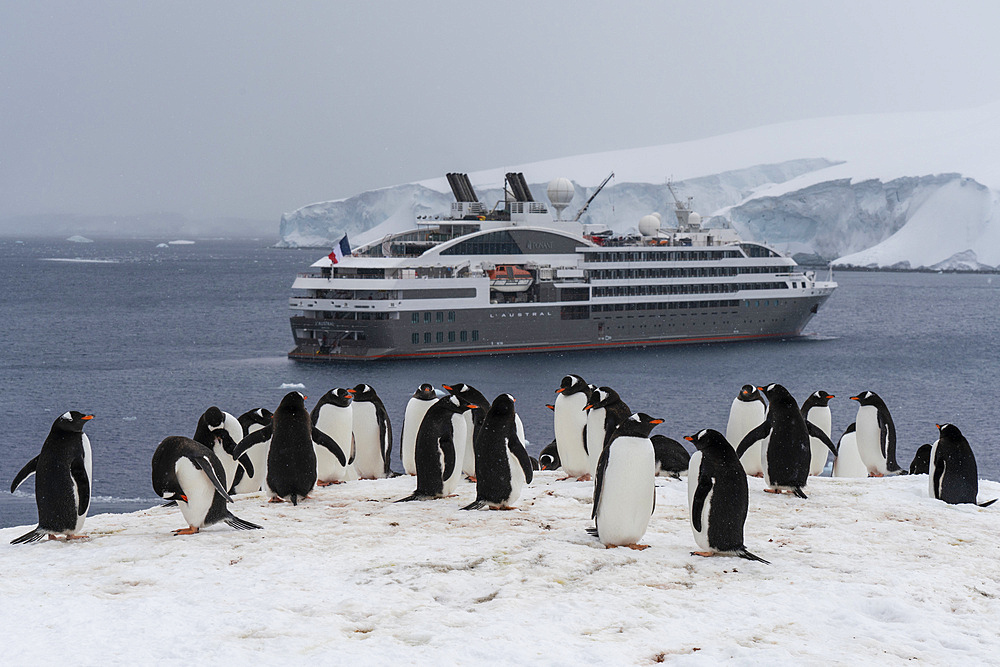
[{"left": 4, "top": 473, "right": 999, "bottom": 664}]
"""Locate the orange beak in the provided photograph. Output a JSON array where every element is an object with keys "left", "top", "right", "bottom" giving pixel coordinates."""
[
  {"left": 555, "top": 388, "right": 565, "bottom": 393},
  {"left": 82, "top": 415, "right": 94, "bottom": 421},
  {"left": 850, "top": 396, "right": 859, "bottom": 401},
  {"left": 442, "top": 384, "right": 453, "bottom": 391},
  {"left": 684, "top": 435, "right": 694, "bottom": 442},
  {"left": 650, "top": 419, "right": 664, "bottom": 425},
  {"left": 467, "top": 404, "right": 479, "bottom": 410}
]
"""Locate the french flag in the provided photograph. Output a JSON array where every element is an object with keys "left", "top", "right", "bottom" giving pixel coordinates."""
[{"left": 327, "top": 235, "right": 351, "bottom": 264}]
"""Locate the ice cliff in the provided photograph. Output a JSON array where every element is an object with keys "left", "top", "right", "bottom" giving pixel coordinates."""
[{"left": 279, "top": 103, "right": 1000, "bottom": 271}]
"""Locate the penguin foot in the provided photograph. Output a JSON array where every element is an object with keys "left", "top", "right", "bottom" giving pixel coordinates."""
[
  {"left": 763, "top": 488, "right": 781, "bottom": 494},
  {"left": 466, "top": 476, "right": 477, "bottom": 483},
  {"left": 63, "top": 534, "right": 90, "bottom": 541},
  {"left": 172, "top": 527, "right": 200, "bottom": 536},
  {"left": 868, "top": 472, "right": 884, "bottom": 478},
  {"left": 316, "top": 480, "right": 336, "bottom": 487},
  {"left": 268, "top": 497, "right": 285, "bottom": 503},
  {"left": 576, "top": 474, "right": 592, "bottom": 482},
  {"left": 691, "top": 551, "right": 716, "bottom": 558},
  {"left": 491, "top": 506, "right": 517, "bottom": 511},
  {"left": 625, "top": 544, "right": 650, "bottom": 551}
]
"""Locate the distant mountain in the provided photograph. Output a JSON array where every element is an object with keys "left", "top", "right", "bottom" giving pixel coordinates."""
[{"left": 279, "top": 102, "right": 1000, "bottom": 271}]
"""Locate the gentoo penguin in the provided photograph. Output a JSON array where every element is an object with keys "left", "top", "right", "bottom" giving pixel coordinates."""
[
  {"left": 265, "top": 392, "right": 324, "bottom": 505},
  {"left": 553, "top": 374, "right": 591, "bottom": 480},
  {"left": 588, "top": 413, "right": 662, "bottom": 549},
  {"left": 685, "top": 429, "right": 769, "bottom": 563},
  {"left": 462, "top": 394, "right": 533, "bottom": 510},
  {"left": 801, "top": 391, "right": 835, "bottom": 475},
  {"left": 231, "top": 408, "right": 272, "bottom": 493},
  {"left": 585, "top": 386, "right": 632, "bottom": 477},
  {"left": 10, "top": 411, "right": 94, "bottom": 544},
  {"left": 443, "top": 383, "right": 490, "bottom": 479},
  {"left": 725, "top": 385, "right": 767, "bottom": 477},
  {"left": 538, "top": 440, "right": 560, "bottom": 471},
  {"left": 397, "top": 395, "right": 475, "bottom": 501},
  {"left": 151, "top": 436, "right": 262, "bottom": 535},
  {"left": 850, "top": 391, "right": 905, "bottom": 476},
  {"left": 350, "top": 384, "right": 392, "bottom": 479},
  {"left": 928, "top": 424, "right": 997, "bottom": 506},
  {"left": 832, "top": 423, "right": 868, "bottom": 478},
  {"left": 193, "top": 407, "right": 243, "bottom": 492},
  {"left": 651, "top": 435, "right": 691, "bottom": 479},
  {"left": 401, "top": 384, "right": 438, "bottom": 476},
  {"left": 311, "top": 388, "right": 355, "bottom": 486},
  {"left": 909, "top": 444, "right": 932, "bottom": 475},
  {"left": 736, "top": 384, "right": 837, "bottom": 498}
]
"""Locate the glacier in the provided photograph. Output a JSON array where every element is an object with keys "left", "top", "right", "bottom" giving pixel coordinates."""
[{"left": 279, "top": 102, "right": 1000, "bottom": 271}]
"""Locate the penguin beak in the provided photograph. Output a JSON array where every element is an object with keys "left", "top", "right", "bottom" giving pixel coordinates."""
[
  {"left": 756, "top": 386, "right": 765, "bottom": 392},
  {"left": 650, "top": 419, "right": 664, "bottom": 425},
  {"left": 545, "top": 404, "right": 555, "bottom": 411},
  {"left": 467, "top": 403, "right": 478, "bottom": 409},
  {"left": 850, "top": 396, "right": 859, "bottom": 401},
  {"left": 555, "top": 388, "right": 565, "bottom": 393},
  {"left": 442, "top": 384, "right": 453, "bottom": 391},
  {"left": 585, "top": 404, "right": 593, "bottom": 410},
  {"left": 935, "top": 423, "right": 942, "bottom": 430},
  {"left": 347, "top": 389, "right": 356, "bottom": 394},
  {"left": 684, "top": 435, "right": 694, "bottom": 442},
  {"left": 82, "top": 415, "right": 94, "bottom": 421},
  {"left": 829, "top": 394, "right": 836, "bottom": 399}
]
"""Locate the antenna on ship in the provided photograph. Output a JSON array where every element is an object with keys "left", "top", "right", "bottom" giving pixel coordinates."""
[
  {"left": 546, "top": 177, "right": 574, "bottom": 221},
  {"left": 666, "top": 177, "right": 699, "bottom": 231},
  {"left": 572, "top": 171, "right": 614, "bottom": 222}
]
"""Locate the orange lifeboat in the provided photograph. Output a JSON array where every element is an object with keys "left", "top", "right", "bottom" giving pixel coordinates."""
[{"left": 487, "top": 265, "right": 533, "bottom": 292}]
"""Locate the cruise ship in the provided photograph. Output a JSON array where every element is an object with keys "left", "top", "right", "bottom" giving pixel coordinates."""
[{"left": 288, "top": 173, "right": 836, "bottom": 361}]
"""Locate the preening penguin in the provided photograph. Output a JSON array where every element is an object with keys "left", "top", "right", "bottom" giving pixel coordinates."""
[
  {"left": 312, "top": 388, "right": 355, "bottom": 486},
  {"left": 832, "top": 423, "right": 867, "bottom": 478},
  {"left": 801, "top": 391, "right": 835, "bottom": 475},
  {"left": 736, "top": 384, "right": 837, "bottom": 498},
  {"left": 151, "top": 436, "right": 262, "bottom": 535},
  {"left": 685, "top": 429, "right": 769, "bottom": 564},
  {"left": 462, "top": 394, "right": 533, "bottom": 510},
  {"left": 232, "top": 408, "right": 272, "bottom": 493},
  {"left": 585, "top": 386, "right": 632, "bottom": 477},
  {"left": 851, "top": 391, "right": 905, "bottom": 476},
  {"left": 398, "top": 395, "right": 475, "bottom": 501},
  {"left": 193, "top": 407, "right": 243, "bottom": 492},
  {"left": 401, "top": 384, "right": 438, "bottom": 476},
  {"left": 10, "top": 411, "right": 94, "bottom": 544},
  {"left": 350, "top": 384, "right": 393, "bottom": 479},
  {"left": 725, "top": 385, "right": 767, "bottom": 477},
  {"left": 928, "top": 424, "right": 996, "bottom": 507},
  {"left": 589, "top": 413, "right": 662, "bottom": 550},
  {"left": 538, "top": 440, "right": 560, "bottom": 471},
  {"left": 443, "top": 383, "right": 491, "bottom": 479},
  {"left": 553, "top": 374, "right": 591, "bottom": 480},
  {"left": 651, "top": 435, "right": 691, "bottom": 479}
]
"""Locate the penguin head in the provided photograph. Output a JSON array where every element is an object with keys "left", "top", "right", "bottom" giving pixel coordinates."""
[
  {"left": 737, "top": 384, "right": 763, "bottom": 402},
  {"left": 684, "top": 428, "right": 729, "bottom": 451},
  {"left": 324, "top": 388, "right": 354, "bottom": 407},
  {"left": 56, "top": 411, "right": 94, "bottom": 433},
  {"left": 278, "top": 391, "right": 307, "bottom": 411},
  {"left": 758, "top": 383, "right": 794, "bottom": 404},
  {"left": 442, "top": 383, "right": 469, "bottom": 394},
  {"left": 850, "top": 391, "right": 880, "bottom": 406},
  {"left": 936, "top": 423, "right": 965, "bottom": 442},
  {"left": 491, "top": 393, "right": 516, "bottom": 414},
  {"left": 202, "top": 406, "right": 226, "bottom": 430},
  {"left": 349, "top": 384, "right": 375, "bottom": 401},
  {"left": 538, "top": 440, "right": 560, "bottom": 470},
  {"left": 809, "top": 390, "right": 835, "bottom": 406},
  {"left": 439, "top": 395, "right": 476, "bottom": 414},
  {"left": 414, "top": 384, "right": 437, "bottom": 400},
  {"left": 615, "top": 412, "right": 664, "bottom": 438},
  {"left": 555, "top": 374, "right": 587, "bottom": 395}
]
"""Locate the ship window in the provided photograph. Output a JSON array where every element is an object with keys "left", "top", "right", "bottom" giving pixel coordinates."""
[
  {"left": 424, "top": 332, "right": 431, "bottom": 343},
  {"left": 448, "top": 331, "right": 456, "bottom": 342},
  {"left": 436, "top": 312, "right": 444, "bottom": 323},
  {"left": 436, "top": 332, "right": 444, "bottom": 343},
  {"left": 411, "top": 313, "right": 419, "bottom": 323},
  {"left": 448, "top": 311, "right": 456, "bottom": 322},
  {"left": 460, "top": 331, "right": 468, "bottom": 342},
  {"left": 472, "top": 330, "right": 479, "bottom": 341},
  {"left": 441, "top": 230, "right": 522, "bottom": 255},
  {"left": 424, "top": 312, "right": 431, "bottom": 323},
  {"left": 412, "top": 333, "right": 419, "bottom": 344}
]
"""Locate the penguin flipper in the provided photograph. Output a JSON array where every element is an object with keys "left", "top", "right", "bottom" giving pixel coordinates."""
[
  {"left": 71, "top": 458, "right": 90, "bottom": 516},
  {"left": 585, "top": 526, "right": 599, "bottom": 537},
  {"left": 228, "top": 464, "right": 246, "bottom": 494},
  {"left": 509, "top": 436, "right": 534, "bottom": 485},
  {"left": 160, "top": 500, "right": 178, "bottom": 508},
  {"left": 461, "top": 499, "right": 487, "bottom": 511},
  {"left": 806, "top": 421, "right": 838, "bottom": 456},
  {"left": 10, "top": 527, "right": 46, "bottom": 545},
  {"left": 224, "top": 513, "right": 262, "bottom": 531},
  {"left": 736, "top": 422, "right": 771, "bottom": 457},
  {"left": 232, "top": 428, "right": 269, "bottom": 461},
  {"left": 10, "top": 456, "right": 38, "bottom": 493},
  {"left": 793, "top": 487, "right": 808, "bottom": 499},
  {"left": 978, "top": 498, "right": 998, "bottom": 507},
  {"left": 691, "top": 478, "right": 713, "bottom": 532},
  {"left": 217, "top": 430, "right": 240, "bottom": 456},
  {"left": 192, "top": 456, "right": 234, "bottom": 503},
  {"left": 441, "top": 436, "right": 456, "bottom": 482},
  {"left": 931, "top": 457, "right": 946, "bottom": 500},
  {"left": 736, "top": 547, "right": 770, "bottom": 565},
  {"left": 591, "top": 445, "right": 612, "bottom": 520},
  {"left": 313, "top": 430, "right": 348, "bottom": 467}
]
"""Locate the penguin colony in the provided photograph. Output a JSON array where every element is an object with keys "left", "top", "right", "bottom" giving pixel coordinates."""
[{"left": 9, "top": 379, "right": 995, "bottom": 557}]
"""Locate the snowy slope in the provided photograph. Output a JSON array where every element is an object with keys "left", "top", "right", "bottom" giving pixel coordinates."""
[
  {"left": 280, "top": 102, "right": 1000, "bottom": 270},
  {"left": 3, "top": 473, "right": 999, "bottom": 664}
]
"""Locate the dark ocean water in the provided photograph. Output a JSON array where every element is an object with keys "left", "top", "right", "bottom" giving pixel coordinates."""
[{"left": 2, "top": 237, "right": 998, "bottom": 528}]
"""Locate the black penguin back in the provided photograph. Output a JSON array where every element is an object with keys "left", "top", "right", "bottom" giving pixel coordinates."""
[
  {"left": 932, "top": 424, "right": 980, "bottom": 504},
  {"left": 30, "top": 412, "right": 93, "bottom": 533},
  {"left": 651, "top": 435, "right": 691, "bottom": 476},
  {"left": 761, "top": 384, "right": 811, "bottom": 488},
  {"left": 267, "top": 392, "right": 316, "bottom": 502},
  {"left": 909, "top": 443, "right": 932, "bottom": 475},
  {"left": 691, "top": 429, "right": 750, "bottom": 551}
]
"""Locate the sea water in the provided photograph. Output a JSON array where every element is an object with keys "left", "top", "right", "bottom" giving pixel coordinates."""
[{"left": 1, "top": 237, "right": 998, "bottom": 528}]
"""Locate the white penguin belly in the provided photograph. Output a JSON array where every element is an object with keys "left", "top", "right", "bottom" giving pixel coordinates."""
[
  {"left": 832, "top": 432, "right": 867, "bottom": 478},
  {"left": 554, "top": 393, "right": 589, "bottom": 476},
  {"left": 686, "top": 451, "right": 711, "bottom": 551},
  {"left": 233, "top": 432, "right": 268, "bottom": 494},
  {"left": 402, "top": 399, "right": 433, "bottom": 476},
  {"left": 595, "top": 438, "right": 654, "bottom": 545},
  {"left": 503, "top": 447, "right": 527, "bottom": 507},
  {"left": 727, "top": 401, "right": 766, "bottom": 476},
  {"left": 315, "top": 405, "right": 354, "bottom": 482},
  {"left": 927, "top": 439, "right": 940, "bottom": 498},
  {"left": 73, "top": 433, "right": 93, "bottom": 533},
  {"left": 855, "top": 406, "right": 885, "bottom": 474},
  {"left": 175, "top": 458, "right": 217, "bottom": 529},
  {"left": 461, "top": 411, "right": 476, "bottom": 477},
  {"left": 352, "top": 403, "right": 385, "bottom": 479},
  {"left": 808, "top": 407, "right": 832, "bottom": 476},
  {"left": 759, "top": 434, "right": 773, "bottom": 487},
  {"left": 586, "top": 408, "right": 607, "bottom": 477}
]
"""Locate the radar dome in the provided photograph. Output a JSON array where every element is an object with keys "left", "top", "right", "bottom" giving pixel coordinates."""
[
  {"left": 638, "top": 214, "right": 661, "bottom": 237},
  {"left": 688, "top": 212, "right": 702, "bottom": 228},
  {"left": 547, "top": 177, "right": 574, "bottom": 220}
]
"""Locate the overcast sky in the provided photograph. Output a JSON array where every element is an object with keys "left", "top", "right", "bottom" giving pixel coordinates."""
[{"left": 2, "top": 1, "right": 999, "bottom": 223}]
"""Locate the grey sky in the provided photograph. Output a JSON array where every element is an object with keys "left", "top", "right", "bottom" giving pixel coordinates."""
[{"left": 2, "top": 1, "right": 999, "bottom": 224}]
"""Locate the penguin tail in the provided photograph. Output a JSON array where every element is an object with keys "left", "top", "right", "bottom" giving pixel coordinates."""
[
  {"left": 978, "top": 498, "right": 998, "bottom": 508},
  {"left": 585, "top": 526, "right": 599, "bottom": 537},
  {"left": 10, "top": 527, "right": 46, "bottom": 545},
  {"left": 395, "top": 493, "right": 420, "bottom": 503},
  {"left": 160, "top": 500, "right": 178, "bottom": 508},
  {"left": 793, "top": 487, "right": 808, "bottom": 499},
  {"left": 461, "top": 500, "right": 487, "bottom": 511},
  {"left": 224, "top": 514, "right": 263, "bottom": 531},
  {"left": 736, "top": 547, "right": 770, "bottom": 565},
  {"left": 289, "top": 494, "right": 298, "bottom": 507}
]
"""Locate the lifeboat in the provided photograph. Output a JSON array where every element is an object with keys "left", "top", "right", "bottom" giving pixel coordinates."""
[{"left": 488, "top": 265, "right": 534, "bottom": 292}]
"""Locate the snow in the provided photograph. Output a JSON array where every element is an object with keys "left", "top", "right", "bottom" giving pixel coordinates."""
[
  {"left": 167, "top": 239, "right": 196, "bottom": 245},
  {"left": 279, "top": 383, "right": 306, "bottom": 390},
  {"left": 279, "top": 102, "right": 1000, "bottom": 270},
  {"left": 3, "top": 473, "right": 999, "bottom": 663},
  {"left": 66, "top": 235, "right": 93, "bottom": 243}
]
